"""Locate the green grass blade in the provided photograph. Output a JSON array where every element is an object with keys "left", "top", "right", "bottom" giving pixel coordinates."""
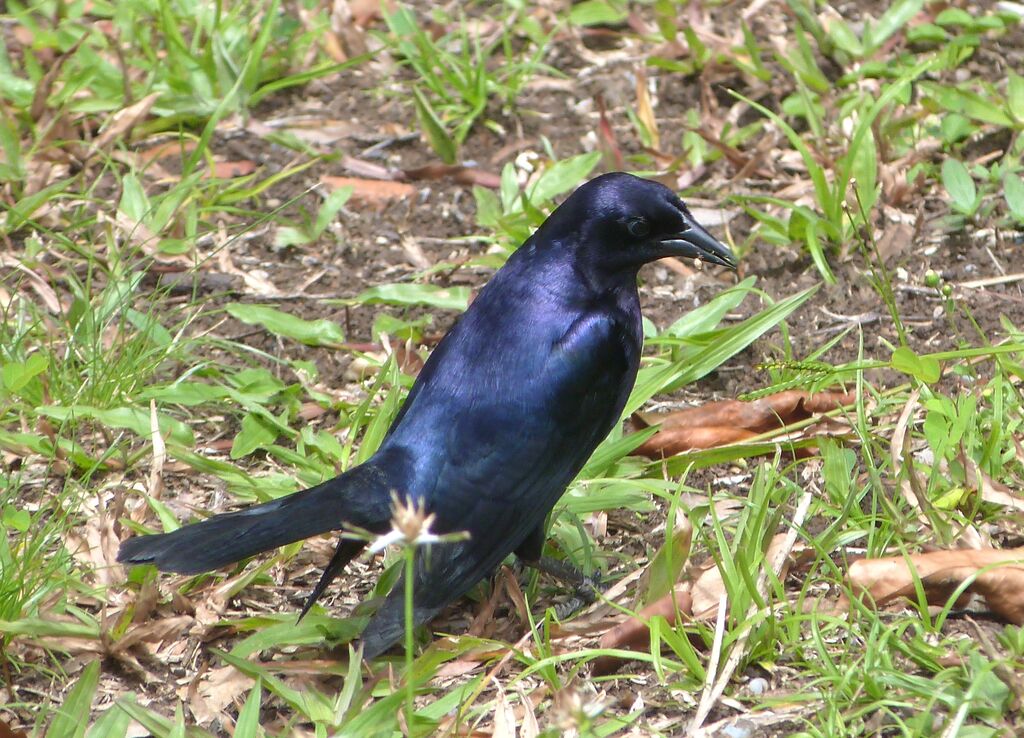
[
  {"left": 46, "top": 660, "right": 100, "bottom": 738},
  {"left": 234, "top": 681, "right": 264, "bottom": 738},
  {"left": 626, "top": 284, "right": 820, "bottom": 415}
]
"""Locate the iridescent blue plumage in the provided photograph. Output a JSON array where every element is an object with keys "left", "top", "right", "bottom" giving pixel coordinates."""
[{"left": 118, "top": 172, "right": 736, "bottom": 658}]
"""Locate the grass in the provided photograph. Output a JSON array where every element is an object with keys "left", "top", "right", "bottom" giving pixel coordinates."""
[
  {"left": 380, "top": 2, "right": 555, "bottom": 164},
  {"left": 1, "top": 0, "right": 1023, "bottom": 736}
]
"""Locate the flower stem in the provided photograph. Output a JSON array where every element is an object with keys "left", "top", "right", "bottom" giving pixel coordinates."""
[{"left": 404, "top": 544, "right": 415, "bottom": 733}]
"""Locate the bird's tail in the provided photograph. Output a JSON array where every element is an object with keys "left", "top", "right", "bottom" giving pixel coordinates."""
[{"left": 117, "top": 461, "right": 394, "bottom": 575}]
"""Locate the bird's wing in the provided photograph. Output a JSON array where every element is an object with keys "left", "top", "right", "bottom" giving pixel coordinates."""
[
  {"left": 362, "top": 308, "right": 638, "bottom": 656},
  {"left": 434, "top": 308, "right": 634, "bottom": 508}
]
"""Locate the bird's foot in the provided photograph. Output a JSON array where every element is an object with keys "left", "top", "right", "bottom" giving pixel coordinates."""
[
  {"left": 525, "top": 556, "right": 604, "bottom": 620},
  {"left": 553, "top": 571, "right": 603, "bottom": 620}
]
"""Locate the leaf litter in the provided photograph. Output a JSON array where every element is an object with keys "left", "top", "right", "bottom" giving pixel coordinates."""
[{"left": 2, "top": 0, "right": 1024, "bottom": 735}]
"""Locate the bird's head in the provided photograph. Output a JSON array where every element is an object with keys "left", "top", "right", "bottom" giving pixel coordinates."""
[{"left": 538, "top": 172, "right": 737, "bottom": 278}]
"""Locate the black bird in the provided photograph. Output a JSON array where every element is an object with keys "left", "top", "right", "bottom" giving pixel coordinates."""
[{"left": 118, "top": 172, "right": 736, "bottom": 658}]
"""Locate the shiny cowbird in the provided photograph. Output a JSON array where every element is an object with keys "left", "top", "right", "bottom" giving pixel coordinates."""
[{"left": 118, "top": 172, "right": 736, "bottom": 657}]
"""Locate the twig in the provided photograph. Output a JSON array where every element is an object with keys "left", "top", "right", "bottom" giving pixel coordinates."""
[{"left": 958, "top": 272, "right": 1024, "bottom": 289}]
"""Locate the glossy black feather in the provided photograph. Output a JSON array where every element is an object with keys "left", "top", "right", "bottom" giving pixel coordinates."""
[{"left": 117, "top": 172, "right": 735, "bottom": 659}]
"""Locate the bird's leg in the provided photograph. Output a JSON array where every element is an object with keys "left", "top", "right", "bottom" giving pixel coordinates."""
[
  {"left": 514, "top": 526, "right": 603, "bottom": 618},
  {"left": 527, "top": 555, "right": 597, "bottom": 589},
  {"left": 524, "top": 556, "right": 603, "bottom": 619}
]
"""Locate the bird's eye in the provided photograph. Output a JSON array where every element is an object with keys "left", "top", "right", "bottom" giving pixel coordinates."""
[{"left": 627, "top": 218, "right": 650, "bottom": 238}]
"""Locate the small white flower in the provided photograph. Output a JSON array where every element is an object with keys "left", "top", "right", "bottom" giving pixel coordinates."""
[
  {"left": 368, "top": 492, "right": 444, "bottom": 554},
  {"left": 367, "top": 529, "right": 405, "bottom": 554}
]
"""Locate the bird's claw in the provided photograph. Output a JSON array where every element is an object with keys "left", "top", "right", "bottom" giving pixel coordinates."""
[{"left": 553, "top": 571, "right": 603, "bottom": 620}]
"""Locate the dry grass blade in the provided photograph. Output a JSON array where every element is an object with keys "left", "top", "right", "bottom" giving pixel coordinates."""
[
  {"left": 92, "top": 92, "right": 161, "bottom": 153},
  {"left": 688, "top": 488, "right": 814, "bottom": 735},
  {"left": 0, "top": 256, "right": 62, "bottom": 312},
  {"left": 147, "top": 399, "right": 166, "bottom": 504}
]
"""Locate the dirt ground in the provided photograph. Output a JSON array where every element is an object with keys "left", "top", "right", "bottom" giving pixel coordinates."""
[
  {"left": 118, "top": 12, "right": 1024, "bottom": 730},
  {"left": 5, "top": 1, "right": 1024, "bottom": 735},
  {"left": 189, "top": 58, "right": 1024, "bottom": 399}
]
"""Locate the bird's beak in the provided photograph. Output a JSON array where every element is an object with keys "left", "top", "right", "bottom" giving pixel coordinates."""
[{"left": 659, "top": 214, "right": 737, "bottom": 270}]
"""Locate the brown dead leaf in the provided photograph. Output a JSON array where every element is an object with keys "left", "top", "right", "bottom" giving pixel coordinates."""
[
  {"left": 635, "top": 426, "right": 760, "bottom": 457},
  {"left": 501, "top": 566, "right": 530, "bottom": 625},
  {"left": 492, "top": 678, "right": 516, "bottom": 738},
  {"left": 845, "top": 547, "right": 1024, "bottom": 624},
  {"left": 109, "top": 615, "right": 194, "bottom": 655},
  {"left": 191, "top": 561, "right": 271, "bottom": 629},
  {"left": 399, "top": 235, "right": 432, "bottom": 270},
  {"left": 208, "top": 160, "right": 258, "bottom": 179},
  {"left": 298, "top": 402, "right": 328, "bottom": 422},
  {"left": 433, "top": 658, "right": 482, "bottom": 680},
  {"left": 590, "top": 588, "right": 693, "bottom": 677},
  {"left": 0, "top": 718, "right": 28, "bottom": 738},
  {"left": 216, "top": 241, "right": 280, "bottom": 296},
  {"left": 351, "top": 0, "right": 385, "bottom": 27},
  {"left": 961, "top": 451, "right": 1024, "bottom": 512},
  {"left": 690, "top": 560, "right": 727, "bottom": 621},
  {"left": 67, "top": 506, "right": 120, "bottom": 588},
  {"left": 640, "top": 389, "right": 855, "bottom": 431},
  {"left": 327, "top": 0, "right": 380, "bottom": 58},
  {"left": 467, "top": 569, "right": 509, "bottom": 640},
  {"left": 344, "top": 343, "right": 424, "bottom": 381},
  {"left": 0, "top": 256, "right": 62, "bottom": 313},
  {"left": 341, "top": 155, "right": 393, "bottom": 179},
  {"left": 874, "top": 217, "right": 915, "bottom": 264},
  {"left": 129, "top": 579, "right": 159, "bottom": 624},
  {"left": 321, "top": 175, "right": 415, "bottom": 208},
  {"left": 692, "top": 533, "right": 805, "bottom": 619},
  {"left": 108, "top": 206, "right": 160, "bottom": 253},
  {"left": 136, "top": 139, "right": 198, "bottom": 165},
  {"left": 204, "top": 438, "right": 234, "bottom": 453},
  {"left": 517, "top": 684, "right": 541, "bottom": 738},
  {"left": 631, "top": 389, "right": 854, "bottom": 458},
  {"left": 403, "top": 164, "right": 501, "bottom": 188},
  {"left": 187, "top": 665, "right": 254, "bottom": 725},
  {"left": 338, "top": 157, "right": 501, "bottom": 188},
  {"left": 323, "top": 23, "right": 353, "bottom": 62}
]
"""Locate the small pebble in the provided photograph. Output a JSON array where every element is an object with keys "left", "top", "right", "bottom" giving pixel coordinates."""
[{"left": 719, "top": 719, "right": 756, "bottom": 738}]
